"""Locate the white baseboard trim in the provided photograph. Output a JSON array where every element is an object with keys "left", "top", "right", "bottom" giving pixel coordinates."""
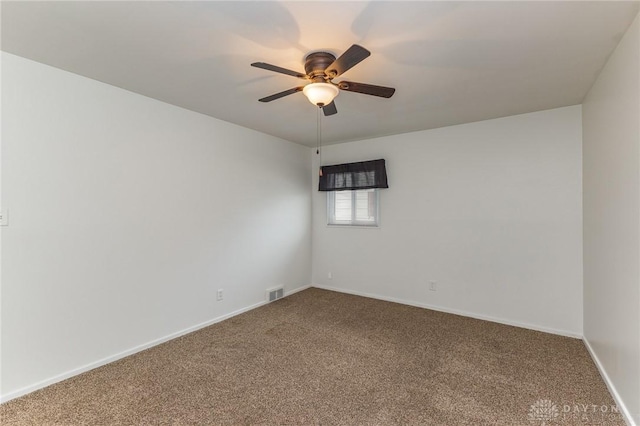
[
  {"left": 583, "top": 337, "right": 637, "bottom": 426},
  {"left": 284, "top": 284, "right": 312, "bottom": 297},
  {"left": 312, "top": 284, "right": 583, "bottom": 339},
  {"left": 0, "top": 284, "right": 312, "bottom": 404}
]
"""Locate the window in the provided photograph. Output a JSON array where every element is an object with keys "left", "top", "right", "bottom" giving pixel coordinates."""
[
  {"left": 320, "top": 158, "right": 387, "bottom": 227},
  {"left": 328, "top": 189, "right": 379, "bottom": 226}
]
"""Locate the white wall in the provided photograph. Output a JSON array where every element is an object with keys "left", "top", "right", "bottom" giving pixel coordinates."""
[
  {"left": 312, "top": 106, "right": 583, "bottom": 337},
  {"left": 582, "top": 12, "right": 640, "bottom": 425},
  {"left": 0, "top": 52, "right": 311, "bottom": 400}
]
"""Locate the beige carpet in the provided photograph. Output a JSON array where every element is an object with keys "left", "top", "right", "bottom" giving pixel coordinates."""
[{"left": 0, "top": 288, "right": 623, "bottom": 425}]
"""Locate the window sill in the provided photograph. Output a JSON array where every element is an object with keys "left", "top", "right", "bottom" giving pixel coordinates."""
[{"left": 326, "top": 223, "right": 380, "bottom": 229}]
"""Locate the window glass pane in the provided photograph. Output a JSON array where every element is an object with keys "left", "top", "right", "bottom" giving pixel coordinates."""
[
  {"left": 334, "top": 191, "right": 352, "bottom": 221},
  {"left": 328, "top": 189, "right": 379, "bottom": 226},
  {"left": 355, "top": 189, "right": 375, "bottom": 222}
]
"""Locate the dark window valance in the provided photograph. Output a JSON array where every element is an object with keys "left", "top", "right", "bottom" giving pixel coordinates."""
[{"left": 319, "top": 159, "right": 388, "bottom": 191}]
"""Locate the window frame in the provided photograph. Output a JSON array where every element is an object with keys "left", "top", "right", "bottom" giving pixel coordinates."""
[{"left": 327, "top": 189, "right": 380, "bottom": 227}]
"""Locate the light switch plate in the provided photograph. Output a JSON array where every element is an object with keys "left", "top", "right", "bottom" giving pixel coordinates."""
[{"left": 0, "top": 209, "right": 8, "bottom": 226}]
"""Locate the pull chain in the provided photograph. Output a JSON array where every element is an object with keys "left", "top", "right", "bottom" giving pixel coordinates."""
[
  {"left": 317, "top": 106, "right": 323, "bottom": 176},
  {"left": 316, "top": 106, "right": 320, "bottom": 154}
]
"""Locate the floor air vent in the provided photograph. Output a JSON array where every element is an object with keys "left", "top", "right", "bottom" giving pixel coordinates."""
[{"left": 266, "top": 286, "right": 284, "bottom": 302}]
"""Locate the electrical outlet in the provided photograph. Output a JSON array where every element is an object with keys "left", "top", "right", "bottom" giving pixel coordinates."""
[
  {"left": 328, "top": 272, "right": 333, "bottom": 280},
  {"left": 216, "top": 289, "right": 223, "bottom": 301},
  {"left": 429, "top": 281, "right": 437, "bottom": 291},
  {"left": 0, "top": 209, "right": 8, "bottom": 226}
]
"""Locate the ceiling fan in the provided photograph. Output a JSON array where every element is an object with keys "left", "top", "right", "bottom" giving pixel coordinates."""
[{"left": 251, "top": 44, "right": 395, "bottom": 116}]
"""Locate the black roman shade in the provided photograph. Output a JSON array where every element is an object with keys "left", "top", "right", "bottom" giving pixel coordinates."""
[{"left": 319, "top": 159, "right": 388, "bottom": 191}]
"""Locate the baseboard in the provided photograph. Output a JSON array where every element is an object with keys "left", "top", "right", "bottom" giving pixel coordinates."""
[
  {"left": 583, "top": 337, "right": 637, "bottom": 426},
  {"left": 0, "top": 284, "right": 312, "bottom": 404},
  {"left": 285, "top": 284, "right": 312, "bottom": 297},
  {"left": 312, "top": 284, "right": 582, "bottom": 339}
]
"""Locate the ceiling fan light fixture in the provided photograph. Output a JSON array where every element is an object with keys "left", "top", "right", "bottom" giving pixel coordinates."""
[
  {"left": 253, "top": 44, "right": 394, "bottom": 116},
  {"left": 303, "top": 82, "right": 339, "bottom": 107}
]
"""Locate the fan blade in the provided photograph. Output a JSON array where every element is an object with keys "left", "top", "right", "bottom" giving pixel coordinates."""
[
  {"left": 325, "top": 45, "right": 371, "bottom": 78},
  {"left": 322, "top": 101, "right": 338, "bottom": 116},
  {"left": 258, "top": 87, "right": 304, "bottom": 102},
  {"left": 338, "top": 81, "right": 395, "bottom": 98},
  {"left": 251, "top": 62, "right": 307, "bottom": 79}
]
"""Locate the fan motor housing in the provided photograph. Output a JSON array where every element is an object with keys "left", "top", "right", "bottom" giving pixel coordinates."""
[{"left": 304, "top": 52, "right": 337, "bottom": 80}]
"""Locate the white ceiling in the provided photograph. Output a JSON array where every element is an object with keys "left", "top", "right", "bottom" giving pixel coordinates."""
[{"left": 2, "top": 1, "right": 639, "bottom": 147}]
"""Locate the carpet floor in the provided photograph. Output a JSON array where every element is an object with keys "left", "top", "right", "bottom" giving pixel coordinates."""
[{"left": 1, "top": 288, "right": 623, "bottom": 425}]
